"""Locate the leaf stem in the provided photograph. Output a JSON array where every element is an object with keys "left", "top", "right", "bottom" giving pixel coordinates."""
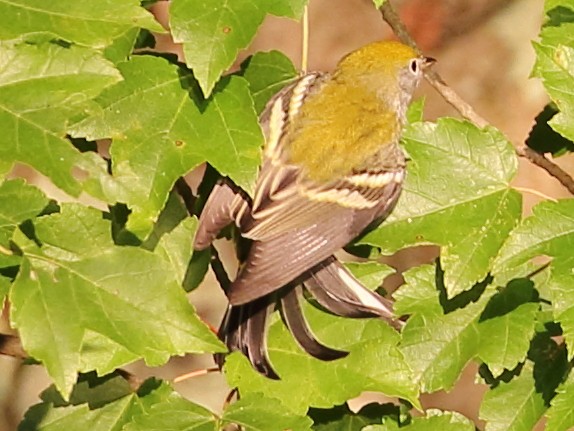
[
  {"left": 512, "top": 186, "right": 557, "bottom": 202},
  {"left": 301, "top": 4, "right": 309, "bottom": 73}
]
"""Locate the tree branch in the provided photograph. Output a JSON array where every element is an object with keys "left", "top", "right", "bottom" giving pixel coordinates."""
[
  {"left": 516, "top": 146, "right": 574, "bottom": 195},
  {"left": 379, "top": 0, "right": 574, "bottom": 196}
]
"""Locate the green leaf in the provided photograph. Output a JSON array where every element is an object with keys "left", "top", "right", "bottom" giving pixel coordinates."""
[
  {"left": 0, "top": 38, "right": 121, "bottom": 196},
  {"left": 477, "top": 279, "right": 539, "bottom": 376},
  {"left": 546, "top": 371, "right": 574, "bottom": 431},
  {"left": 400, "top": 284, "right": 494, "bottom": 392},
  {"left": 372, "top": 0, "right": 387, "bottom": 7},
  {"left": 366, "top": 410, "right": 475, "bottom": 431},
  {"left": 479, "top": 364, "right": 546, "bottom": 431},
  {"left": 406, "top": 98, "right": 425, "bottom": 124},
  {"left": 532, "top": 1, "right": 574, "bottom": 141},
  {"left": 9, "top": 204, "right": 224, "bottom": 396},
  {"left": 0, "top": 0, "right": 163, "bottom": 47},
  {"left": 70, "top": 56, "right": 263, "bottom": 237},
  {"left": 222, "top": 393, "right": 312, "bottom": 431},
  {"left": 239, "top": 50, "right": 298, "bottom": 113},
  {"left": 362, "top": 119, "right": 521, "bottom": 297},
  {"left": 170, "top": 0, "right": 266, "bottom": 96},
  {"left": 492, "top": 199, "right": 574, "bottom": 357},
  {"left": 170, "top": 0, "right": 304, "bottom": 96},
  {"left": 310, "top": 403, "right": 399, "bottom": 431},
  {"left": 493, "top": 199, "right": 574, "bottom": 271},
  {"left": 154, "top": 217, "right": 197, "bottom": 285},
  {"left": 393, "top": 264, "right": 443, "bottom": 317},
  {"left": 225, "top": 302, "right": 419, "bottom": 415}
]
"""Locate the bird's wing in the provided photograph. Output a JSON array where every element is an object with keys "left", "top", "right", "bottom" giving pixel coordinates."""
[
  {"left": 193, "top": 180, "right": 250, "bottom": 250},
  {"left": 227, "top": 74, "right": 404, "bottom": 305}
]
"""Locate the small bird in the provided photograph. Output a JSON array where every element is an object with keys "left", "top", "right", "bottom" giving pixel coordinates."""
[{"left": 194, "top": 41, "right": 434, "bottom": 377}]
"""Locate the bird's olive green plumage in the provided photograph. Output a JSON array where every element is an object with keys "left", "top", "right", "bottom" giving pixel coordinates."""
[{"left": 287, "top": 41, "right": 419, "bottom": 182}]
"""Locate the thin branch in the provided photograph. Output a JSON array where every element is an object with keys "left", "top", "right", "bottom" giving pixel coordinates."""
[
  {"left": 516, "top": 147, "right": 574, "bottom": 195},
  {"left": 173, "top": 367, "right": 219, "bottom": 383},
  {"left": 379, "top": 0, "right": 574, "bottom": 196}
]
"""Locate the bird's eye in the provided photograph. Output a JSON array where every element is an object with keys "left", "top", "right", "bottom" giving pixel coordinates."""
[{"left": 409, "top": 59, "right": 419, "bottom": 74}]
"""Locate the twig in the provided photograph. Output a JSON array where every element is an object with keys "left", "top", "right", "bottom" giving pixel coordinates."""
[
  {"left": 516, "top": 147, "right": 574, "bottom": 195},
  {"left": 379, "top": 0, "right": 574, "bottom": 197},
  {"left": 173, "top": 367, "right": 219, "bottom": 383}
]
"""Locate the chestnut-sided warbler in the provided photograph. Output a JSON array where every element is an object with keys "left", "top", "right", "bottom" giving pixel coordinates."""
[{"left": 195, "top": 41, "right": 434, "bottom": 377}]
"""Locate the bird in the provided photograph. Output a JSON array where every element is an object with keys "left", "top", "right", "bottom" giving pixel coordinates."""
[{"left": 194, "top": 40, "right": 434, "bottom": 378}]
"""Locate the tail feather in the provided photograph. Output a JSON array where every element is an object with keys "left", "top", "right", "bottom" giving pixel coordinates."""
[
  {"left": 280, "top": 287, "right": 348, "bottom": 361},
  {"left": 305, "top": 257, "right": 403, "bottom": 329},
  {"left": 216, "top": 299, "right": 279, "bottom": 379}
]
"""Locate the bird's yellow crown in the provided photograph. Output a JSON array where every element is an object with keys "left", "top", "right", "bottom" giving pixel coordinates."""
[{"left": 335, "top": 40, "right": 419, "bottom": 78}]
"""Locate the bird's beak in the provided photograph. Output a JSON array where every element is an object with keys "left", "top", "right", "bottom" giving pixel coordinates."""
[{"left": 421, "top": 57, "right": 436, "bottom": 70}]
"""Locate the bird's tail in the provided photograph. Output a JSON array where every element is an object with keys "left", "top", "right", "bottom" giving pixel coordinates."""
[{"left": 215, "top": 256, "right": 401, "bottom": 378}]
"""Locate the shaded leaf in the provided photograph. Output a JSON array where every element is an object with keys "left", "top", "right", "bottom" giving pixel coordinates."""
[
  {"left": 493, "top": 199, "right": 574, "bottom": 358},
  {"left": 479, "top": 364, "right": 546, "bottom": 431},
  {"left": 477, "top": 279, "right": 539, "bottom": 376},
  {"left": 310, "top": 402, "right": 399, "bottom": 431},
  {"left": 239, "top": 50, "right": 298, "bottom": 113},
  {"left": 525, "top": 103, "right": 574, "bottom": 156}
]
